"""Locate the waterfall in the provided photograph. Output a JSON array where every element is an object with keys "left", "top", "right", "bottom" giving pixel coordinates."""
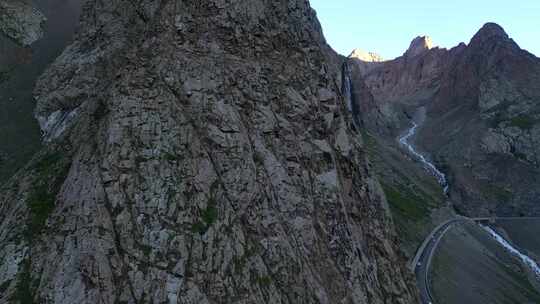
[
  {"left": 341, "top": 62, "right": 361, "bottom": 128},
  {"left": 399, "top": 121, "right": 449, "bottom": 194},
  {"left": 481, "top": 225, "right": 540, "bottom": 279},
  {"left": 342, "top": 63, "right": 353, "bottom": 112}
]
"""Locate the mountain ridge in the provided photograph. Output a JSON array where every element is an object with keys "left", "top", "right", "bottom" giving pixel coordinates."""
[
  {"left": 349, "top": 21, "right": 540, "bottom": 218},
  {"left": 0, "top": 1, "right": 419, "bottom": 303}
]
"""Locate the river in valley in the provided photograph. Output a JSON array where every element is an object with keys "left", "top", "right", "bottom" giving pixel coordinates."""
[
  {"left": 399, "top": 119, "right": 449, "bottom": 194},
  {"left": 481, "top": 224, "right": 540, "bottom": 279},
  {"left": 400, "top": 111, "right": 540, "bottom": 302}
]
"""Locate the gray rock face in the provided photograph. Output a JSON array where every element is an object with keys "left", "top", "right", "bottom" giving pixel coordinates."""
[
  {"left": 481, "top": 130, "right": 512, "bottom": 155},
  {"left": 349, "top": 49, "right": 384, "bottom": 62},
  {"left": 0, "top": 0, "right": 46, "bottom": 46},
  {"left": 0, "top": 1, "right": 418, "bottom": 303},
  {"left": 347, "top": 35, "right": 448, "bottom": 136},
  {"left": 347, "top": 49, "right": 385, "bottom": 79}
]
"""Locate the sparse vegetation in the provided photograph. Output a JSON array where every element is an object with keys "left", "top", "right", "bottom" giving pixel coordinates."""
[
  {"left": 481, "top": 184, "right": 512, "bottom": 202},
  {"left": 163, "top": 152, "right": 181, "bottom": 162},
  {"left": 0, "top": 279, "right": 11, "bottom": 294},
  {"left": 501, "top": 262, "right": 540, "bottom": 299},
  {"left": 256, "top": 275, "right": 272, "bottom": 287},
  {"left": 0, "top": 70, "right": 11, "bottom": 83},
  {"left": 33, "top": 152, "right": 63, "bottom": 176},
  {"left": 322, "top": 152, "right": 333, "bottom": 163},
  {"left": 12, "top": 259, "right": 34, "bottom": 304},
  {"left": 191, "top": 221, "right": 207, "bottom": 234},
  {"left": 509, "top": 115, "right": 536, "bottom": 130},
  {"left": 360, "top": 126, "right": 445, "bottom": 255},
  {"left": 253, "top": 152, "right": 264, "bottom": 166},
  {"left": 141, "top": 245, "right": 152, "bottom": 257},
  {"left": 513, "top": 151, "right": 529, "bottom": 162},
  {"left": 201, "top": 202, "right": 218, "bottom": 225},
  {"left": 192, "top": 198, "right": 219, "bottom": 235},
  {"left": 26, "top": 184, "right": 56, "bottom": 238},
  {"left": 360, "top": 129, "right": 378, "bottom": 151},
  {"left": 24, "top": 151, "right": 69, "bottom": 240},
  {"left": 383, "top": 184, "right": 430, "bottom": 221}
]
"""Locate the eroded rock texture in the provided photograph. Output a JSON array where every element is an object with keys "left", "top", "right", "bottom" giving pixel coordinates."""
[
  {"left": 0, "top": 1, "right": 418, "bottom": 303},
  {"left": 0, "top": 0, "right": 46, "bottom": 46}
]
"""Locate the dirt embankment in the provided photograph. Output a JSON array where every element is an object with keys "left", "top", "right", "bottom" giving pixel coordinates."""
[{"left": 431, "top": 221, "right": 540, "bottom": 304}]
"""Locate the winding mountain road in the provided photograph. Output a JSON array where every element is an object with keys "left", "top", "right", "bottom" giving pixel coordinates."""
[
  {"left": 412, "top": 217, "right": 540, "bottom": 304},
  {"left": 412, "top": 218, "right": 472, "bottom": 304},
  {"left": 398, "top": 120, "right": 540, "bottom": 303}
]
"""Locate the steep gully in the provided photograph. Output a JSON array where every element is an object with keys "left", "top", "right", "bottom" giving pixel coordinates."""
[
  {"left": 342, "top": 63, "right": 436, "bottom": 303},
  {"left": 399, "top": 118, "right": 459, "bottom": 303},
  {"left": 342, "top": 62, "right": 540, "bottom": 302},
  {"left": 398, "top": 121, "right": 449, "bottom": 194}
]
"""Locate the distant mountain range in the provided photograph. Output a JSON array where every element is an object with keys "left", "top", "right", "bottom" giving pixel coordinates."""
[{"left": 349, "top": 22, "right": 540, "bottom": 217}]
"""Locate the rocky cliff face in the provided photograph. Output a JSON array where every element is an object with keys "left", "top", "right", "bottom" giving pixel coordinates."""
[
  {"left": 0, "top": 1, "right": 418, "bottom": 303},
  {"left": 420, "top": 23, "right": 540, "bottom": 216},
  {"left": 348, "top": 49, "right": 384, "bottom": 79},
  {"left": 349, "top": 22, "right": 540, "bottom": 217},
  {"left": 404, "top": 36, "right": 433, "bottom": 58},
  {"left": 348, "top": 35, "right": 448, "bottom": 135},
  {"left": 349, "top": 49, "right": 383, "bottom": 63},
  {"left": 0, "top": 0, "right": 46, "bottom": 46}
]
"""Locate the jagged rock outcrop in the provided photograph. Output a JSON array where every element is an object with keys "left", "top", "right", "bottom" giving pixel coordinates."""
[
  {"left": 404, "top": 36, "right": 434, "bottom": 58},
  {"left": 347, "top": 35, "right": 448, "bottom": 135},
  {"left": 348, "top": 49, "right": 384, "bottom": 77},
  {"left": 419, "top": 23, "right": 540, "bottom": 216},
  {"left": 349, "top": 48, "right": 383, "bottom": 62},
  {"left": 0, "top": 1, "right": 418, "bottom": 303},
  {"left": 0, "top": 0, "right": 46, "bottom": 46},
  {"left": 349, "top": 22, "right": 540, "bottom": 217}
]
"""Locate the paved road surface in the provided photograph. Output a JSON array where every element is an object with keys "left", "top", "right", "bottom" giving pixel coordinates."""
[{"left": 413, "top": 219, "right": 462, "bottom": 304}]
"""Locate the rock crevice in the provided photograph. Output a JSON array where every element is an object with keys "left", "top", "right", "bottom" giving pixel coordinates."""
[{"left": 0, "top": 1, "right": 418, "bottom": 303}]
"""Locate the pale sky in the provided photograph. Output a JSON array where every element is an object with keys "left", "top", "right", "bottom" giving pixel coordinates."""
[{"left": 310, "top": 0, "right": 540, "bottom": 59}]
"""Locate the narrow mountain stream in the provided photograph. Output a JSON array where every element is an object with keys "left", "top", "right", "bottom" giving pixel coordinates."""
[
  {"left": 399, "top": 120, "right": 449, "bottom": 194},
  {"left": 481, "top": 225, "right": 540, "bottom": 279},
  {"left": 401, "top": 117, "right": 540, "bottom": 299},
  {"left": 399, "top": 115, "right": 540, "bottom": 289}
]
